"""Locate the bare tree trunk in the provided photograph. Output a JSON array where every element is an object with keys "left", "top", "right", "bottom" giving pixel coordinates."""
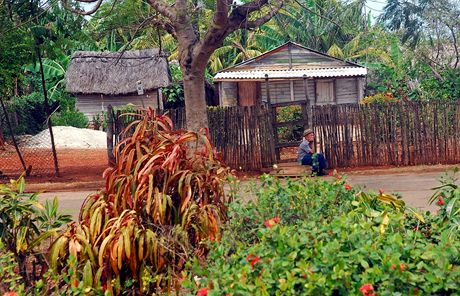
[{"left": 182, "top": 70, "right": 209, "bottom": 131}]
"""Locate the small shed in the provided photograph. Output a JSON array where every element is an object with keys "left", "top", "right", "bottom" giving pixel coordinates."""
[
  {"left": 66, "top": 49, "right": 171, "bottom": 120},
  {"left": 214, "top": 41, "right": 367, "bottom": 107}
]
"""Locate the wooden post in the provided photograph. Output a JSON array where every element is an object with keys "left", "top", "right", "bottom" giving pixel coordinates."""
[
  {"left": 264, "top": 74, "right": 277, "bottom": 163},
  {"left": 36, "top": 43, "right": 59, "bottom": 177},
  {"left": 313, "top": 79, "right": 318, "bottom": 105},
  {"left": 107, "top": 105, "right": 115, "bottom": 166},
  {"left": 0, "top": 97, "right": 28, "bottom": 174},
  {"left": 303, "top": 75, "right": 311, "bottom": 127},
  {"left": 333, "top": 78, "right": 338, "bottom": 105}
]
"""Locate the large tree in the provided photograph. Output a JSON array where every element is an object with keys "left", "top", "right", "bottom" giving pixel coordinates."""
[{"left": 64, "top": 0, "right": 287, "bottom": 130}]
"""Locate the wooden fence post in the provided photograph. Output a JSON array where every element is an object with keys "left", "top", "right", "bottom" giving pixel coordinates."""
[{"left": 107, "top": 105, "right": 115, "bottom": 166}]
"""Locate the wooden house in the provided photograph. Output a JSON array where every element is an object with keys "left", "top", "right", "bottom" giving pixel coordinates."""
[
  {"left": 65, "top": 49, "right": 171, "bottom": 120},
  {"left": 214, "top": 41, "right": 367, "bottom": 107}
]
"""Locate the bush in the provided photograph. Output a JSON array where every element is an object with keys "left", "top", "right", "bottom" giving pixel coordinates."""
[
  {"left": 49, "top": 109, "right": 232, "bottom": 294},
  {"left": 0, "top": 176, "right": 72, "bottom": 291},
  {"left": 52, "top": 109, "right": 88, "bottom": 128},
  {"left": 184, "top": 174, "right": 460, "bottom": 295},
  {"left": 361, "top": 92, "right": 399, "bottom": 104}
]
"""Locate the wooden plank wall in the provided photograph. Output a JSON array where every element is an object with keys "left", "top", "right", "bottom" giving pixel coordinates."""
[
  {"left": 76, "top": 90, "right": 159, "bottom": 120},
  {"left": 313, "top": 102, "right": 460, "bottom": 168}
]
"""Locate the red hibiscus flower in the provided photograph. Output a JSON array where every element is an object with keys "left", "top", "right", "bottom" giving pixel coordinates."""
[
  {"left": 264, "top": 217, "right": 281, "bottom": 228},
  {"left": 246, "top": 254, "right": 260, "bottom": 266},
  {"left": 359, "top": 283, "right": 374, "bottom": 295},
  {"left": 437, "top": 196, "right": 445, "bottom": 206},
  {"left": 344, "top": 184, "right": 352, "bottom": 191},
  {"left": 197, "top": 287, "right": 208, "bottom": 296}
]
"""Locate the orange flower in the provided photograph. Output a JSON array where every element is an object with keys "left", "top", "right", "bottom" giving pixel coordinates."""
[
  {"left": 400, "top": 263, "right": 405, "bottom": 272},
  {"left": 264, "top": 217, "right": 281, "bottom": 228},
  {"left": 197, "top": 287, "right": 208, "bottom": 296},
  {"left": 359, "top": 283, "right": 374, "bottom": 295},
  {"left": 3, "top": 292, "right": 18, "bottom": 296},
  {"left": 391, "top": 264, "right": 396, "bottom": 270},
  {"left": 379, "top": 188, "right": 384, "bottom": 194},
  {"left": 344, "top": 184, "right": 352, "bottom": 191}
]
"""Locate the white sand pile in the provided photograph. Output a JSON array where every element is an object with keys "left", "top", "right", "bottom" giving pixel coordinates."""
[{"left": 25, "top": 126, "right": 107, "bottom": 149}]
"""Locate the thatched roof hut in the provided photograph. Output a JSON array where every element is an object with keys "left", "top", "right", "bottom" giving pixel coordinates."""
[
  {"left": 65, "top": 49, "right": 171, "bottom": 120},
  {"left": 66, "top": 49, "right": 171, "bottom": 95}
]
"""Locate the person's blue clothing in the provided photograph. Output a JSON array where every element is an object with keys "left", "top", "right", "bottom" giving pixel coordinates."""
[{"left": 301, "top": 153, "right": 327, "bottom": 174}]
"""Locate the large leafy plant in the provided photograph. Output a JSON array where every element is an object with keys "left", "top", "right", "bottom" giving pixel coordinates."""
[{"left": 49, "top": 109, "right": 231, "bottom": 294}]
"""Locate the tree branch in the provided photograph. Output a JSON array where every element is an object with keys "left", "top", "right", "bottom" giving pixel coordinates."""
[
  {"left": 146, "top": 0, "right": 176, "bottom": 21},
  {"left": 214, "top": 0, "right": 232, "bottom": 27},
  {"left": 245, "top": 1, "right": 285, "bottom": 29},
  {"left": 61, "top": 0, "right": 103, "bottom": 15}
]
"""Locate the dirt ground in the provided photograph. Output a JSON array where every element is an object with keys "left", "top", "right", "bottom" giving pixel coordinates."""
[
  {"left": 34, "top": 164, "right": 459, "bottom": 220},
  {"left": 1, "top": 148, "right": 108, "bottom": 182}
]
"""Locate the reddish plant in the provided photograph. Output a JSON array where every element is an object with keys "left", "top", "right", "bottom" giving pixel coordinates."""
[
  {"left": 264, "top": 217, "right": 281, "bottom": 228},
  {"left": 50, "top": 109, "right": 232, "bottom": 293},
  {"left": 246, "top": 254, "right": 260, "bottom": 266},
  {"left": 359, "top": 283, "right": 375, "bottom": 295},
  {"left": 197, "top": 287, "right": 209, "bottom": 296},
  {"left": 437, "top": 196, "right": 445, "bottom": 206},
  {"left": 344, "top": 184, "right": 352, "bottom": 191}
]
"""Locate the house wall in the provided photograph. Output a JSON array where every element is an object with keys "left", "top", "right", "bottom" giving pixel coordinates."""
[
  {"left": 76, "top": 89, "right": 159, "bottom": 120},
  {"left": 260, "top": 77, "right": 363, "bottom": 105},
  {"left": 219, "top": 82, "right": 238, "bottom": 106},
  {"left": 219, "top": 77, "right": 365, "bottom": 106}
]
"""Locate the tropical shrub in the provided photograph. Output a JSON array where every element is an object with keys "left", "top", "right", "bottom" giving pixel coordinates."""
[
  {"left": 0, "top": 176, "right": 72, "bottom": 288},
  {"left": 49, "top": 109, "right": 232, "bottom": 294},
  {"left": 52, "top": 109, "right": 88, "bottom": 128},
  {"left": 185, "top": 174, "right": 460, "bottom": 295},
  {"left": 361, "top": 92, "right": 399, "bottom": 104}
]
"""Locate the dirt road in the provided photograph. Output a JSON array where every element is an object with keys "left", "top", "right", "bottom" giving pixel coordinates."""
[{"left": 37, "top": 167, "right": 455, "bottom": 219}]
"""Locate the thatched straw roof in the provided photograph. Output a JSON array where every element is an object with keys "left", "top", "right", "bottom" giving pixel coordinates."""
[{"left": 66, "top": 49, "right": 171, "bottom": 95}]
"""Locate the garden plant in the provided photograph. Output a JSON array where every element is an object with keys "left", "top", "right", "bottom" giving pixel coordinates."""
[{"left": 185, "top": 172, "right": 460, "bottom": 295}]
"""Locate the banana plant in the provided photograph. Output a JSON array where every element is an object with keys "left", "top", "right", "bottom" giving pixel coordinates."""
[{"left": 24, "top": 53, "right": 70, "bottom": 100}]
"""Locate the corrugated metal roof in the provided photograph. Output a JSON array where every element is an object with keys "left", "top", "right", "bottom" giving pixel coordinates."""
[{"left": 214, "top": 66, "right": 367, "bottom": 81}]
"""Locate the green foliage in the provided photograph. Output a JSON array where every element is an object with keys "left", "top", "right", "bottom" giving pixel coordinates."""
[
  {"left": 0, "top": 241, "right": 25, "bottom": 294},
  {"left": 9, "top": 92, "right": 47, "bottom": 135},
  {"left": 429, "top": 168, "right": 460, "bottom": 235},
  {"left": 184, "top": 174, "right": 460, "bottom": 295},
  {"left": 0, "top": 6, "right": 33, "bottom": 96},
  {"left": 0, "top": 176, "right": 72, "bottom": 286},
  {"left": 49, "top": 110, "right": 232, "bottom": 294},
  {"left": 276, "top": 105, "right": 304, "bottom": 143},
  {"left": 51, "top": 109, "right": 88, "bottom": 128},
  {"left": 361, "top": 93, "right": 399, "bottom": 104}
]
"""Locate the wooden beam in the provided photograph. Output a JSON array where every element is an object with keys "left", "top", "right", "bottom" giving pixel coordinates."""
[
  {"left": 333, "top": 78, "right": 337, "bottom": 105},
  {"left": 313, "top": 79, "right": 318, "bottom": 105},
  {"left": 265, "top": 74, "right": 271, "bottom": 105},
  {"left": 303, "top": 75, "right": 311, "bottom": 127}
]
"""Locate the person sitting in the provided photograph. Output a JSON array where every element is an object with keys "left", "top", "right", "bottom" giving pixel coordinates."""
[{"left": 297, "top": 128, "right": 327, "bottom": 176}]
